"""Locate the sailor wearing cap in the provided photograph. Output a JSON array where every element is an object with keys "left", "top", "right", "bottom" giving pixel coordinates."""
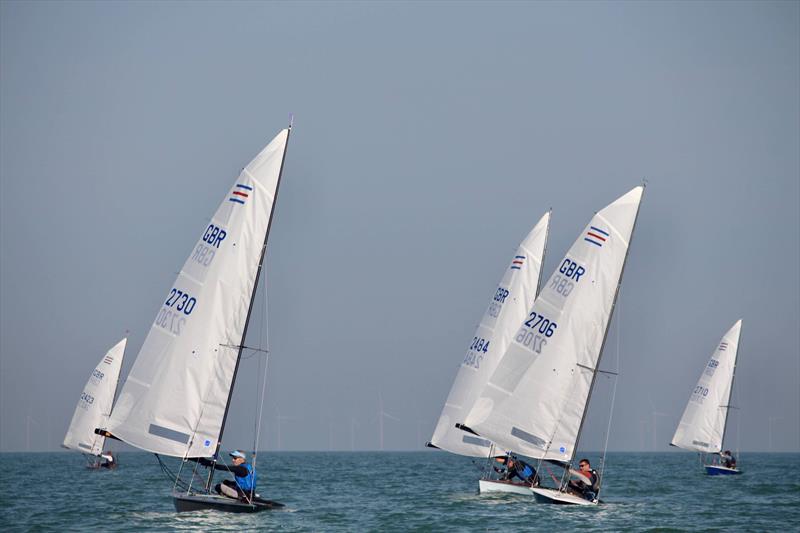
[
  {"left": 199, "top": 450, "right": 257, "bottom": 501},
  {"left": 222, "top": 450, "right": 256, "bottom": 500}
]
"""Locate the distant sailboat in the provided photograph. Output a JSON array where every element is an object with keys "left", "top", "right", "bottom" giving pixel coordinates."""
[
  {"left": 671, "top": 320, "right": 743, "bottom": 475},
  {"left": 97, "top": 125, "right": 292, "bottom": 512},
  {"left": 63, "top": 338, "right": 126, "bottom": 468},
  {"left": 461, "top": 186, "right": 644, "bottom": 505},
  {"left": 428, "top": 212, "right": 551, "bottom": 494}
]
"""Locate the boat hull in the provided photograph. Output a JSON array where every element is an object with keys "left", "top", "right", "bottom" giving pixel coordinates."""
[
  {"left": 705, "top": 465, "right": 741, "bottom": 476},
  {"left": 173, "top": 493, "right": 284, "bottom": 513},
  {"left": 531, "top": 487, "right": 597, "bottom": 506},
  {"left": 479, "top": 479, "right": 534, "bottom": 496}
]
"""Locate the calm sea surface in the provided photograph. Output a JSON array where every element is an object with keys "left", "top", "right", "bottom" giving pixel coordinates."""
[{"left": 0, "top": 451, "right": 797, "bottom": 531}]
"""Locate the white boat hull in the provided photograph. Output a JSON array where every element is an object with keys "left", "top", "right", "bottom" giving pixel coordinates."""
[
  {"left": 479, "top": 479, "right": 534, "bottom": 496},
  {"left": 531, "top": 487, "right": 597, "bottom": 506}
]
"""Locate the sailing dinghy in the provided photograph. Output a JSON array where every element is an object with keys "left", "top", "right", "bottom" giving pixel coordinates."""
[
  {"left": 63, "top": 338, "right": 127, "bottom": 467},
  {"left": 670, "top": 320, "right": 743, "bottom": 476},
  {"left": 427, "top": 212, "right": 551, "bottom": 495},
  {"left": 461, "top": 186, "right": 645, "bottom": 505},
  {"left": 97, "top": 125, "right": 292, "bottom": 512}
]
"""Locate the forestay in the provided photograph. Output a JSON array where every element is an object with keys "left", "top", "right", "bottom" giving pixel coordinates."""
[
  {"left": 105, "top": 130, "right": 289, "bottom": 458},
  {"left": 63, "top": 338, "right": 127, "bottom": 456},
  {"left": 430, "top": 212, "right": 550, "bottom": 456},
  {"left": 671, "top": 320, "right": 742, "bottom": 453},
  {"left": 464, "top": 187, "right": 643, "bottom": 461}
]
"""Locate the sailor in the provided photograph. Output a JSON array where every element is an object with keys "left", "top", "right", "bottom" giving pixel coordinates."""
[
  {"left": 99, "top": 451, "right": 117, "bottom": 469},
  {"left": 199, "top": 450, "right": 257, "bottom": 501},
  {"left": 720, "top": 450, "right": 736, "bottom": 468},
  {"left": 494, "top": 455, "right": 539, "bottom": 486},
  {"left": 568, "top": 458, "right": 599, "bottom": 501}
]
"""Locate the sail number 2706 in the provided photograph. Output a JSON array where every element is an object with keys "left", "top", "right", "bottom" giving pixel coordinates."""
[{"left": 515, "top": 312, "right": 558, "bottom": 354}]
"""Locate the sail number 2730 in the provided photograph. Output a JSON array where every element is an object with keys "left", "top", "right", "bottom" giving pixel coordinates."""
[{"left": 154, "top": 288, "right": 197, "bottom": 336}]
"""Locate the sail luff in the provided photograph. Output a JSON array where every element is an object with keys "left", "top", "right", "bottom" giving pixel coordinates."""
[
  {"left": 670, "top": 320, "right": 742, "bottom": 453},
  {"left": 104, "top": 129, "right": 291, "bottom": 458},
  {"left": 63, "top": 338, "right": 127, "bottom": 456},
  {"left": 215, "top": 125, "right": 291, "bottom": 453},
  {"left": 535, "top": 209, "right": 552, "bottom": 300},
  {"left": 566, "top": 185, "right": 645, "bottom": 465},
  {"left": 718, "top": 321, "right": 741, "bottom": 451},
  {"left": 429, "top": 212, "right": 551, "bottom": 457}
]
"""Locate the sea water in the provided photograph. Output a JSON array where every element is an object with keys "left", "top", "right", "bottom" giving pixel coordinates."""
[{"left": 0, "top": 451, "right": 797, "bottom": 531}]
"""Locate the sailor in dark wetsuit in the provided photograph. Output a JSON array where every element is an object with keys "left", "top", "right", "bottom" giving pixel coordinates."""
[
  {"left": 198, "top": 450, "right": 257, "bottom": 501},
  {"left": 720, "top": 450, "right": 736, "bottom": 468},
  {"left": 494, "top": 455, "right": 539, "bottom": 486},
  {"left": 568, "top": 458, "right": 599, "bottom": 501}
]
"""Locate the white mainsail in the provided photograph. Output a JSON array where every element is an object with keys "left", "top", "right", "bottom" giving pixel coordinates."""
[
  {"left": 104, "top": 129, "right": 290, "bottom": 458},
  {"left": 430, "top": 212, "right": 551, "bottom": 456},
  {"left": 63, "top": 338, "right": 127, "bottom": 456},
  {"left": 464, "top": 186, "right": 643, "bottom": 462},
  {"left": 671, "top": 320, "right": 742, "bottom": 454}
]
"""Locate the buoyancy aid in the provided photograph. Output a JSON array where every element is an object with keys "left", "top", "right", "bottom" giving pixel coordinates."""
[
  {"left": 589, "top": 469, "right": 599, "bottom": 492},
  {"left": 520, "top": 464, "right": 535, "bottom": 480},
  {"left": 235, "top": 463, "right": 256, "bottom": 492}
]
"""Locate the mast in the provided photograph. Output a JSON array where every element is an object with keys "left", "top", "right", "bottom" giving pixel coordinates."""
[
  {"left": 207, "top": 124, "right": 292, "bottom": 479},
  {"left": 566, "top": 184, "right": 645, "bottom": 471},
  {"left": 718, "top": 321, "right": 742, "bottom": 453}
]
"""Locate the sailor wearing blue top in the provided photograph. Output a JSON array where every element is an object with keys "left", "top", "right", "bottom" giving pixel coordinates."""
[
  {"left": 199, "top": 450, "right": 257, "bottom": 501},
  {"left": 494, "top": 455, "right": 539, "bottom": 486}
]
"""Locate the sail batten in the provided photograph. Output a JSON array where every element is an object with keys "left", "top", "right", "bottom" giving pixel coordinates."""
[
  {"left": 429, "top": 212, "right": 551, "bottom": 457},
  {"left": 104, "top": 130, "right": 290, "bottom": 458},
  {"left": 63, "top": 338, "right": 127, "bottom": 456},
  {"left": 464, "top": 186, "right": 643, "bottom": 462},
  {"left": 671, "top": 320, "right": 742, "bottom": 454}
]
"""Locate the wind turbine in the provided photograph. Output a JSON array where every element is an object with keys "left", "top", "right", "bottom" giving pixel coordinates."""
[
  {"left": 350, "top": 417, "right": 359, "bottom": 452},
  {"left": 650, "top": 411, "right": 671, "bottom": 451},
  {"left": 378, "top": 394, "right": 399, "bottom": 451},
  {"left": 274, "top": 407, "right": 294, "bottom": 451},
  {"left": 648, "top": 395, "right": 672, "bottom": 451},
  {"left": 417, "top": 420, "right": 431, "bottom": 450},
  {"left": 26, "top": 414, "right": 41, "bottom": 453},
  {"left": 769, "top": 416, "right": 782, "bottom": 452},
  {"left": 639, "top": 418, "right": 648, "bottom": 451}
]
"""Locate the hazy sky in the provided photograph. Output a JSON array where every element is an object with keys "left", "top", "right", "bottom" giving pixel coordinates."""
[{"left": 1, "top": 1, "right": 798, "bottom": 453}]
